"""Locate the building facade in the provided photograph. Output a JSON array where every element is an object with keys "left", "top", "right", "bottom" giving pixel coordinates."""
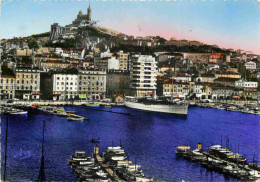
[
  {"left": 118, "top": 51, "right": 129, "bottom": 71},
  {"left": 52, "top": 73, "right": 78, "bottom": 100},
  {"left": 15, "top": 67, "right": 41, "bottom": 100},
  {"left": 0, "top": 70, "right": 16, "bottom": 99},
  {"left": 130, "top": 55, "right": 157, "bottom": 97},
  {"left": 163, "top": 81, "right": 190, "bottom": 98},
  {"left": 78, "top": 68, "right": 106, "bottom": 100}
]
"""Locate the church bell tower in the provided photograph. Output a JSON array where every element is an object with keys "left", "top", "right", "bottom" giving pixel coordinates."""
[{"left": 87, "top": 3, "right": 92, "bottom": 21}]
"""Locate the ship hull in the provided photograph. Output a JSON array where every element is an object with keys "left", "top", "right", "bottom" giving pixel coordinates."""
[{"left": 124, "top": 101, "right": 188, "bottom": 115}]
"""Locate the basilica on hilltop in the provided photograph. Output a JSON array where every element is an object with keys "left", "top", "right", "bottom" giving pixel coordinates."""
[{"left": 71, "top": 3, "right": 92, "bottom": 27}]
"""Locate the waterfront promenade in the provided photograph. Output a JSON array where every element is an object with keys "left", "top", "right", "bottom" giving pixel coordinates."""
[{"left": 0, "top": 99, "right": 259, "bottom": 106}]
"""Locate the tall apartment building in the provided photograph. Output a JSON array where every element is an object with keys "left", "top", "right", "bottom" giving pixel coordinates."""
[
  {"left": 118, "top": 51, "right": 129, "bottom": 70},
  {"left": 130, "top": 55, "right": 157, "bottom": 97},
  {"left": 52, "top": 73, "right": 78, "bottom": 100},
  {"left": 78, "top": 68, "right": 106, "bottom": 100},
  {"left": 15, "top": 67, "right": 41, "bottom": 100}
]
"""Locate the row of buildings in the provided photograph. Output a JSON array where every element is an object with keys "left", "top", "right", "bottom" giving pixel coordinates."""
[
  {"left": 0, "top": 50, "right": 259, "bottom": 101},
  {"left": 1, "top": 5, "right": 259, "bottom": 102}
]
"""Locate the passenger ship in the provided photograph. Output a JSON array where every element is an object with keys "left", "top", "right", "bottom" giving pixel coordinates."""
[{"left": 124, "top": 96, "right": 189, "bottom": 115}]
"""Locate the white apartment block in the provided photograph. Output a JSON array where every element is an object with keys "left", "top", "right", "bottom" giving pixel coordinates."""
[
  {"left": 130, "top": 55, "right": 157, "bottom": 97},
  {"left": 245, "top": 61, "right": 256, "bottom": 70},
  {"left": 235, "top": 79, "right": 258, "bottom": 89},
  {"left": 52, "top": 74, "right": 78, "bottom": 100},
  {"left": 108, "top": 57, "right": 119, "bottom": 70}
]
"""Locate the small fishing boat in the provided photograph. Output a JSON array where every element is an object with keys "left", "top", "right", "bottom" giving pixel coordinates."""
[
  {"left": 9, "top": 110, "right": 27, "bottom": 115},
  {"left": 175, "top": 146, "right": 190, "bottom": 157},
  {"left": 96, "top": 170, "right": 108, "bottom": 178},
  {"left": 67, "top": 116, "right": 84, "bottom": 121},
  {"left": 85, "top": 102, "right": 100, "bottom": 107},
  {"left": 57, "top": 112, "right": 69, "bottom": 117},
  {"left": 90, "top": 137, "right": 102, "bottom": 143},
  {"left": 188, "top": 149, "right": 207, "bottom": 162},
  {"left": 105, "top": 106, "right": 112, "bottom": 109}
]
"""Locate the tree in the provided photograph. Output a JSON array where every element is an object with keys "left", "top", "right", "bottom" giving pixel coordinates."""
[
  {"left": 28, "top": 41, "right": 39, "bottom": 49},
  {"left": 158, "top": 37, "right": 166, "bottom": 45}
]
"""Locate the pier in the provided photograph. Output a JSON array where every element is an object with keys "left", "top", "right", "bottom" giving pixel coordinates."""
[
  {"left": 68, "top": 145, "right": 152, "bottom": 181},
  {"left": 176, "top": 143, "right": 260, "bottom": 181},
  {"left": 94, "top": 153, "right": 123, "bottom": 181}
]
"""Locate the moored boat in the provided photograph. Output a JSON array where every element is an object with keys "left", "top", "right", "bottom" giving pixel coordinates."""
[
  {"left": 85, "top": 102, "right": 100, "bottom": 107},
  {"left": 175, "top": 146, "right": 190, "bottom": 157},
  {"left": 67, "top": 116, "right": 84, "bottom": 121},
  {"left": 124, "top": 96, "right": 189, "bottom": 115},
  {"left": 90, "top": 137, "right": 102, "bottom": 143}
]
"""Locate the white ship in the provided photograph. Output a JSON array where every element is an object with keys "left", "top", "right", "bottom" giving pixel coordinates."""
[{"left": 124, "top": 96, "right": 189, "bottom": 115}]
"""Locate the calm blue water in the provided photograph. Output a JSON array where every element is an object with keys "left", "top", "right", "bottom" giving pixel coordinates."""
[{"left": 1, "top": 106, "right": 260, "bottom": 181}]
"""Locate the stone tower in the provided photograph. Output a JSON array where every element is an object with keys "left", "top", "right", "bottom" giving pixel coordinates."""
[
  {"left": 87, "top": 3, "right": 91, "bottom": 21},
  {"left": 78, "top": 10, "right": 82, "bottom": 18}
]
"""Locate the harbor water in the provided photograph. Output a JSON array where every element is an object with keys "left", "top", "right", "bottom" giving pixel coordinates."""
[{"left": 1, "top": 106, "right": 260, "bottom": 181}]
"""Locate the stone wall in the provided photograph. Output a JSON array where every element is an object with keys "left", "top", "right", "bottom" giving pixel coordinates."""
[{"left": 183, "top": 53, "right": 210, "bottom": 63}]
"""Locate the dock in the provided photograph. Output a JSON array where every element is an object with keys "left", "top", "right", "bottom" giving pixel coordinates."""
[
  {"left": 94, "top": 154, "right": 123, "bottom": 182},
  {"left": 176, "top": 143, "right": 260, "bottom": 181},
  {"left": 68, "top": 145, "right": 152, "bottom": 181}
]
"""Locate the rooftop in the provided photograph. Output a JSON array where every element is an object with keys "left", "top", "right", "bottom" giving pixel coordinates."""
[{"left": 1, "top": 67, "right": 15, "bottom": 77}]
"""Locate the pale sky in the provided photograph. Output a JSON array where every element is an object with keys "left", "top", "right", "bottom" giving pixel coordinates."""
[{"left": 1, "top": 0, "right": 260, "bottom": 54}]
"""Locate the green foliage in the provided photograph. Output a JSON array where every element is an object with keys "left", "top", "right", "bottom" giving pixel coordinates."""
[
  {"left": 45, "top": 38, "right": 81, "bottom": 48},
  {"left": 28, "top": 41, "right": 39, "bottom": 49},
  {"left": 111, "top": 44, "right": 228, "bottom": 54},
  {"left": 31, "top": 32, "right": 50, "bottom": 38},
  {"left": 158, "top": 37, "right": 166, "bottom": 45}
]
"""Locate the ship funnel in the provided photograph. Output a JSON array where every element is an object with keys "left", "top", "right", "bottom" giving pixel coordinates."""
[
  {"left": 94, "top": 144, "right": 99, "bottom": 155},
  {"left": 197, "top": 143, "right": 202, "bottom": 150}
]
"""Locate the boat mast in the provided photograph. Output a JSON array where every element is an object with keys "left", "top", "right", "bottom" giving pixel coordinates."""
[
  {"left": 3, "top": 114, "right": 9, "bottom": 181},
  {"left": 171, "top": 49, "right": 175, "bottom": 98},
  {"left": 38, "top": 120, "right": 46, "bottom": 181}
]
